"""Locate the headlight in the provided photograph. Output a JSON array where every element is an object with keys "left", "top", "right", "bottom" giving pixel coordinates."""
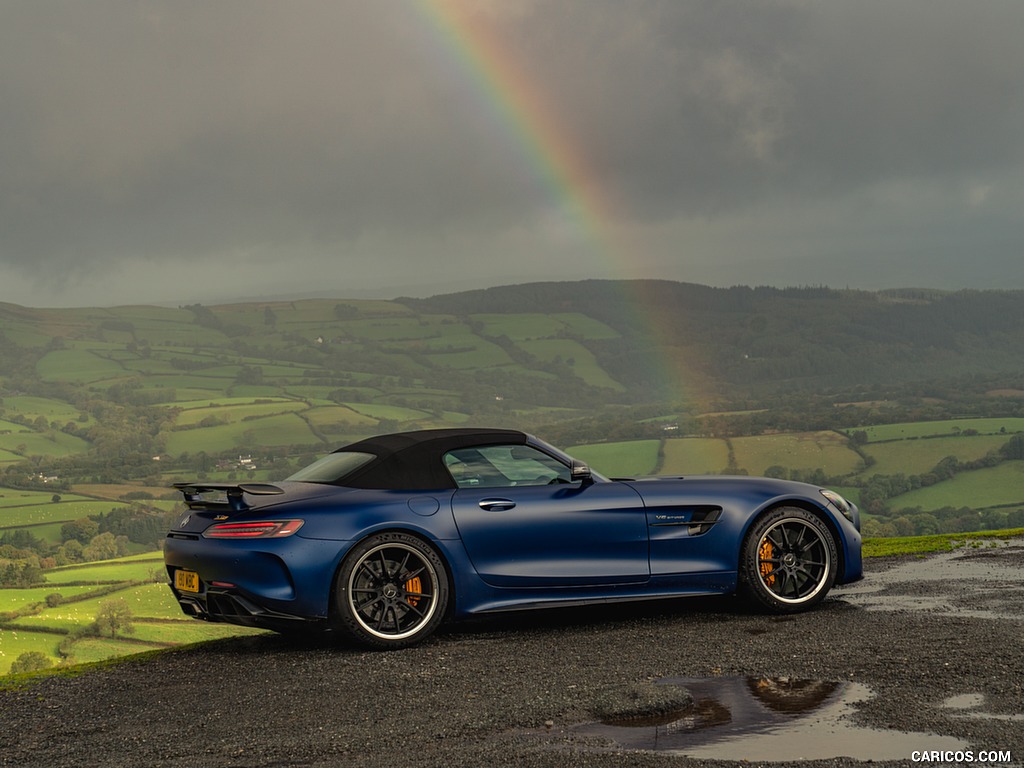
[{"left": 820, "top": 489, "right": 854, "bottom": 521}]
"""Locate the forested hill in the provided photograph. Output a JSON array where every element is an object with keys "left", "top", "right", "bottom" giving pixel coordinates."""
[{"left": 400, "top": 281, "right": 1024, "bottom": 398}]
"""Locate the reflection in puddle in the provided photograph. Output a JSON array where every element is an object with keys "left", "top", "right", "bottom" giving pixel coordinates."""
[{"left": 576, "top": 677, "right": 971, "bottom": 762}]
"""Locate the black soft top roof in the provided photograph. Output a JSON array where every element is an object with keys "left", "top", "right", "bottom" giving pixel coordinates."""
[{"left": 336, "top": 428, "right": 529, "bottom": 490}]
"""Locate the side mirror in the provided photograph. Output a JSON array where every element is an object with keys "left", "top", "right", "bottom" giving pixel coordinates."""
[{"left": 570, "top": 460, "right": 593, "bottom": 484}]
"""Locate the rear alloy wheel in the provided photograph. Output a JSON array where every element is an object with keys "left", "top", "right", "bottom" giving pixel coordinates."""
[
  {"left": 335, "top": 532, "right": 448, "bottom": 649},
  {"left": 740, "top": 507, "right": 837, "bottom": 613}
]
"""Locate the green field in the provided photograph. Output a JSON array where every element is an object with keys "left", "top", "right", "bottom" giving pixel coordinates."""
[
  {"left": 888, "top": 461, "right": 1024, "bottom": 511},
  {"left": 0, "top": 431, "right": 91, "bottom": 459},
  {"left": 860, "top": 434, "right": 1011, "bottom": 476},
  {"left": 126, "top": 620, "right": 265, "bottom": 645},
  {"left": 341, "top": 402, "right": 433, "bottom": 422},
  {"left": 0, "top": 499, "right": 132, "bottom": 529},
  {"left": 0, "top": 449, "right": 25, "bottom": 465},
  {"left": 516, "top": 339, "right": 624, "bottom": 391},
  {"left": 0, "top": 629, "right": 62, "bottom": 675},
  {"left": 0, "top": 490, "right": 93, "bottom": 509},
  {"left": 1, "top": 396, "right": 89, "bottom": 424},
  {"left": 568, "top": 440, "right": 660, "bottom": 477},
  {"left": 45, "top": 557, "right": 165, "bottom": 585},
  {"left": 303, "top": 405, "right": 378, "bottom": 432},
  {"left": 731, "top": 432, "right": 862, "bottom": 476},
  {"left": 419, "top": 340, "right": 513, "bottom": 370},
  {"left": 0, "top": 585, "right": 109, "bottom": 613},
  {"left": 469, "top": 312, "right": 620, "bottom": 341},
  {"left": 36, "top": 349, "right": 128, "bottom": 384},
  {"left": 660, "top": 438, "right": 731, "bottom": 475},
  {"left": 854, "top": 418, "right": 1024, "bottom": 443},
  {"left": 164, "top": 413, "right": 323, "bottom": 455},
  {"left": 174, "top": 400, "right": 307, "bottom": 427},
  {"left": 17, "top": 583, "right": 173, "bottom": 631}
]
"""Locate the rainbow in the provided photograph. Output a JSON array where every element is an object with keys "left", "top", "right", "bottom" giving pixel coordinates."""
[
  {"left": 412, "top": 0, "right": 617, "bottom": 239},
  {"left": 412, "top": 0, "right": 707, "bottom": 408}
]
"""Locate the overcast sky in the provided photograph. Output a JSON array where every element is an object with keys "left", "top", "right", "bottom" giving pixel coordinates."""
[{"left": 2, "top": 0, "right": 1023, "bottom": 308}]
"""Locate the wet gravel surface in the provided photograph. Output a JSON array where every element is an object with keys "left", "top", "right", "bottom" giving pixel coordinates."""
[{"left": 2, "top": 542, "right": 1023, "bottom": 767}]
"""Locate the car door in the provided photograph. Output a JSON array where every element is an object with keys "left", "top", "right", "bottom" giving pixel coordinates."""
[{"left": 447, "top": 444, "right": 650, "bottom": 588}]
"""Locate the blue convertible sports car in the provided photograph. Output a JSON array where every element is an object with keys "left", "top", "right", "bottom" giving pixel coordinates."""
[{"left": 165, "top": 428, "right": 862, "bottom": 648}]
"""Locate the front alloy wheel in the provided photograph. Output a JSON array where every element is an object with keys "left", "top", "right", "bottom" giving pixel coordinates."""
[
  {"left": 335, "top": 532, "right": 448, "bottom": 649},
  {"left": 741, "top": 507, "right": 837, "bottom": 612}
]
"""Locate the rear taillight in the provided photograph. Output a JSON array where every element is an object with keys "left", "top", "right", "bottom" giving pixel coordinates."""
[{"left": 202, "top": 520, "right": 304, "bottom": 539}]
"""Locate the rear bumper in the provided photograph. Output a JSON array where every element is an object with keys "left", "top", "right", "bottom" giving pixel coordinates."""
[
  {"left": 173, "top": 584, "right": 323, "bottom": 631},
  {"left": 164, "top": 531, "right": 346, "bottom": 624}
]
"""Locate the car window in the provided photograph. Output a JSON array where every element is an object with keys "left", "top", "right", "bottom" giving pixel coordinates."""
[
  {"left": 444, "top": 445, "right": 571, "bottom": 489},
  {"left": 285, "top": 451, "right": 375, "bottom": 483}
]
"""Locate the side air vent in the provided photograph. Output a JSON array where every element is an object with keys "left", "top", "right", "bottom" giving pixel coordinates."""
[{"left": 688, "top": 506, "right": 722, "bottom": 536}]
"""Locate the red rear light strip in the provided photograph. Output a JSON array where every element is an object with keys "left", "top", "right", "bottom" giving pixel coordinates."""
[{"left": 203, "top": 520, "right": 304, "bottom": 539}]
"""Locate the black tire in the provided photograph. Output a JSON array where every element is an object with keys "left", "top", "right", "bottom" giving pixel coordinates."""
[
  {"left": 334, "top": 532, "right": 449, "bottom": 649},
  {"left": 740, "top": 507, "right": 837, "bottom": 613}
]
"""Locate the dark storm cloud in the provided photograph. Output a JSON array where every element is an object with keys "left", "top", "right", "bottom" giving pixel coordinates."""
[{"left": 1, "top": 0, "right": 1022, "bottom": 305}]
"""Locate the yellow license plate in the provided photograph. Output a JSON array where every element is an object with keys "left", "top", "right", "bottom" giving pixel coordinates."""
[{"left": 175, "top": 569, "right": 200, "bottom": 593}]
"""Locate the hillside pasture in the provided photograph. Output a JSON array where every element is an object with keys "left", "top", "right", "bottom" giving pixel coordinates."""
[
  {"left": 660, "top": 438, "right": 731, "bottom": 475},
  {"left": 860, "top": 434, "right": 1011, "bottom": 476},
  {"left": 0, "top": 449, "right": 25, "bottom": 466},
  {"left": 45, "top": 557, "right": 164, "bottom": 585},
  {"left": 0, "top": 585, "right": 108, "bottom": 614},
  {"left": 887, "top": 461, "right": 1024, "bottom": 511},
  {"left": 2, "top": 396, "right": 88, "bottom": 424},
  {"left": 340, "top": 316, "right": 446, "bottom": 342},
  {"left": 0, "top": 326, "right": 54, "bottom": 348},
  {"left": 303, "top": 405, "right": 378, "bottom": 432},
  {"left": 0, "top": 490, "right": 93, "bottom": 509},
  {"left": 398, "top": 333, "right": 514, "bottom": 369},
  {"left": 568, "top": 440, "right": 660, "bottom": 477},
  {"left": 470, "top": 312, "right": 620, "bottom": 341},
  {"left": 0, "top": 430, "right": 91, "bottom": 459},
  {"left": 139, "top": 375, "right": 233, "bottom": 394},
  {"left": 73, "top": 483, "right": 178, "bottom": 502},
  {"left": 0, "top": 629, "right": 61, "bottom": 675},
  {"left": 551, "top": 313, "right": 621, "bottom": 340},
  {"left": 341, "top": 402, "right": 433, "bottom": 423},
  {"left": 516, "top": 339, "right": 624, "bottom": 391},
  {"left": 58, "top": 636, "right": 169, "bottom": 666},
  {"left": 165, "top": 413, "right": 323, "bottom": 455},
  {"left": 471, "top": 313, "right": 569, "bottom": 341},
  {"left": 0, "top": 500, "right": 122, "bottom": 536},
  {"left": 854, "top": 418, "right": 1024, "bottom": 443},
  {"left": 174, "top": 400, "right": 307, "bottom": 428},
  {"left": 119, "top": 358, "right": 182, "bottom": 375},
  {"left": 36, "top": 349, "right": 127, "bottom": 384},
  {"left": 127, "top": 619, "right": 265, "bottom": 645},
  {"left": 731, "top": 431, "right": 862, "bottom": 477}
]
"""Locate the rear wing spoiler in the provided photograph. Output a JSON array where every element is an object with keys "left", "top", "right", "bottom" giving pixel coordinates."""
[{"left": 173, "top": 482, "right": 285, "bottom": 512}]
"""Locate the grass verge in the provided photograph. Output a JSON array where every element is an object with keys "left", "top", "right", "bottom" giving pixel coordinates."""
[{"left": 863, "top": 527, "right": 1024, "bottom": 558}]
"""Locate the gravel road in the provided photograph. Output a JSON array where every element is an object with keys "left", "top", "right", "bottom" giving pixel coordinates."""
[{"left": 2, "top": 541, "right": 1022, "bottom": 768}]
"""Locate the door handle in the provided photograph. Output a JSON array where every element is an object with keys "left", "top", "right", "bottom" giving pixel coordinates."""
[{"left": 478, "top": 498, "right": 516, "bottom": 511}]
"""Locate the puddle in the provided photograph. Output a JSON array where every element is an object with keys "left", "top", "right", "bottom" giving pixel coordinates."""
[
  {"left": 942, "top": 693, "right": 1024, "bottom": 722},
  {"left": 571, "top": 676, "right": 970, "bottom": 762},
  {"left": 836, "top": 545, "right": 1024, "bottom": 621}
]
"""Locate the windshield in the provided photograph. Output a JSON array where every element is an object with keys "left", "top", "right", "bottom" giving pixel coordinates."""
[{"left": 286, "top": 451, "right": 375, "bottom": 483}]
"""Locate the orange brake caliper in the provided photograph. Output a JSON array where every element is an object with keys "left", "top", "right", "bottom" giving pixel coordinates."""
[
  {"left": 405, "top": 576, "right": 422, "bottom": 608},
  {"left": 758, "top": 539, "right": 776, "bottom": 586}
]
